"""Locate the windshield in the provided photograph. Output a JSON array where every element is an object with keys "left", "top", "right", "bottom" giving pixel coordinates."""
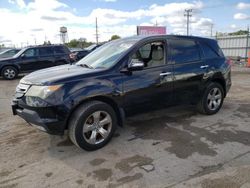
[
  {"left": 76, "top": 39, "right": 138, "bottom": 69},
  {"left": 0, "top": 50, "right": 8, "bottom": 55},
  {"left": 0, "top": 49, "right": 11, "bottom": 54},
  {"left": 13, "top": 48, "right": 26, "bottom": 58},
  {"left": 0, "top": 48, "right": 9, "bottom": 53}
]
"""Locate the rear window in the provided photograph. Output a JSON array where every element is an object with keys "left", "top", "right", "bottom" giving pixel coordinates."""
[
  {"left": 54, "top": 46, "right": 68, "bottom": 54},
  {"left": 200, "top": 42, "right": 219, "bottom": 59},
  {"left": 170, "top": 39, "right": 200, "bottom": 64}
]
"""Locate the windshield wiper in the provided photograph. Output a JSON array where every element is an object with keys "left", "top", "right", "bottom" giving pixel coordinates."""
[
  {"left": 95, "top": 66, "right": 106, "bottom": 69},
  {"left": 78, "top": 64, "right": 93, "bottom": 69}
]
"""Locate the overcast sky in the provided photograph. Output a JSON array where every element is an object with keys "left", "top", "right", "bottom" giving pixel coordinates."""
[{"left": 0, "top": 0, "right": 249, "bottom": 47}]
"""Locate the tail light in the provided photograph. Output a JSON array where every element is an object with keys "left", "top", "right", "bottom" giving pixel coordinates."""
[
  {"left": 226, "top": 58, "right": 232, "bottom": 66},
  {"left": 69, "top": 53, "right": 75, "bottom": 60}
]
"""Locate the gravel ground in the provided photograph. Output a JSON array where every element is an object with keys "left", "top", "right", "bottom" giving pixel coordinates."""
[{"left": 0, "top": 66, "right": 250, "bottom": 188}]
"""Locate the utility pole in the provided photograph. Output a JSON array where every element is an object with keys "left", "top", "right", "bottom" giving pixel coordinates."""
[
  {"left": 210, "top": 23, "right": 214, "bottom": 37},
  {"left": 44, "top": 34, "right": 47, "bottom": 44},
  {"left": 155, "top": 20, "right": 158, "bottom": 26},
  {"left": 95, "top": 17, "right": 99, "bottom": 44},
  {"left": 184, "top": 9, "right": 192, "bottom": 36}
]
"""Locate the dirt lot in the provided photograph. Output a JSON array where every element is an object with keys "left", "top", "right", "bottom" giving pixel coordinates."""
[{"left": 0, "top": 66, "right": 250, "bottom": 188}]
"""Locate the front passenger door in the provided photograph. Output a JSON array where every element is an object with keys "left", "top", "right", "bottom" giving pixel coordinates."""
[
  {"left": 19, "top": 48, "right": 39, "bottom": 72},
  {"left": 122, "top": 40, "right": 174, "bottom": 114}
]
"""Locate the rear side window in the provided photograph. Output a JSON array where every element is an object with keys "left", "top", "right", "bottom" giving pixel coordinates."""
[
  {"left": 39, "top": 47, "right": 53, "bottom": 56},
  {"left": 200, "top": 42, "right": 219, "bottom": 59},
  {"left": 54, "top": 46, "right": 67, "bottom": 54},
  {"left": 170, "top": 39, "right": 200, "bottom": 64}
]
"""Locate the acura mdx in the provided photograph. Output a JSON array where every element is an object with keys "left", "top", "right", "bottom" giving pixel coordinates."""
[{"left": 12, "top": 35, "right": 231, "bottom": 150}]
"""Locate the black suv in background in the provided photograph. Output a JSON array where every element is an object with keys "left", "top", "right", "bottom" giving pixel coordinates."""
[
  {"left": 0, "top": 49, "right": 21, "bottom": 59},
  {"left": 12, "top": 35, "right": 231, "bottom": 151},
  {"left": 0, "top": 45, "right": 71, "bottom": 80},
  {"left": 71, "top": 44, "right": 102, "bottom": 61}
]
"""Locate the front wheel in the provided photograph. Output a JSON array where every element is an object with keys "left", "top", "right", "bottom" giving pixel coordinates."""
[
  {"left": 69, "top": 101, "right": 117, "bottom": 151},
  {"left": 197, "top": 82, "right": 224, "bottom": 115},
  {"left": 1, "top": 66, "right": 18, "bottom": 80}
]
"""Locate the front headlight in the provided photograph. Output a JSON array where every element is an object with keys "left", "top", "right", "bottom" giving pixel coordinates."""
[
  {"left": 25, "top": 85, "right": 62, "bottom": 99},
  {"left": 25, "top": 85, "right": 63, "bottom": 107}
]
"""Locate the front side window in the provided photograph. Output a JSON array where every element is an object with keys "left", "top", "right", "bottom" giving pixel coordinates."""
[
  {"left": 131, "top": 41, "right": 165, "bottom": 68},
  {"left": 139, "top": 44, "right": 151, "bottom": 59},
  {"left": 170, "top": 39, "right": 200, "bottom": 64},
  {"left": 23, "top": 49, "right": 38, "bottom": 57}
]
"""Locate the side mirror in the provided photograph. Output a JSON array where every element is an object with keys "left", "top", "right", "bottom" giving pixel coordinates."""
[{"left": 128, "top": 59, "right": 144, "bottom": 71}]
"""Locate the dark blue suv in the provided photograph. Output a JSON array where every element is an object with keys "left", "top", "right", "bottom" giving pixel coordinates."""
[
  {"left": 12, "top": 35, "right": 231, "bottom": 150},
  {"left": 0, "top": 45, "right": 71, "bottom": 80}
]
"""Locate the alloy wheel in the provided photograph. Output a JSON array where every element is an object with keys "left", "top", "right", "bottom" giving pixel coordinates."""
[
  {"left": 207, "top": 87, "right": 222, "bottom": 111},
  {"left": 4, "top": 68, "right": 16, "bottom": 79},
  {"left": 83, "top": 111, "right": 112, "bottom": 145}
]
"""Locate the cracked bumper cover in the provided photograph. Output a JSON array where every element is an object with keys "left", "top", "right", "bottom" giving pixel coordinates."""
[{"left": 12, "top": 100, "right": 65, "bottom": 135}]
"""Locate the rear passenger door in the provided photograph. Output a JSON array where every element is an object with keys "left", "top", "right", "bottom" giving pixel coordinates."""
[
  {"left": 169, "top": 39, "right": 206, "bottom": 104},
  {"left": 38, "top": 47, "right": 55, "bottom": 69},
  {"left": 199, "top": 41, "right": 223, "bottom": 70},
  {"left": 54, "top": 46, "right": 70, "bottom": 65}
]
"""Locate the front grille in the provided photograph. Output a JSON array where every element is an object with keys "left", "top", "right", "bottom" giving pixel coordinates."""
[{"left": 15, "top": 83, "right": 30, "bottom": 98}]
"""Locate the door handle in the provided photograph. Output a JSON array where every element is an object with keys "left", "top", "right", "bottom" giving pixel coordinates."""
[
  {"left": 160, "top": 72, "right": 172, "bottom": 76},
  {"left": 200, "top": 65, "right": 209, "bottom": 69}
]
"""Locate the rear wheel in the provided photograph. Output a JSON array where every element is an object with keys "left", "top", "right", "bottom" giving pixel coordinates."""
[
  {"left": 197, "top": 82, "right": 224, "bottom": 115},
  {"left": 69, "top": 101, "right": 117, "bottom": 151},
  {"left": 1, "top": 66, "right": 18, "bottom": 80}
]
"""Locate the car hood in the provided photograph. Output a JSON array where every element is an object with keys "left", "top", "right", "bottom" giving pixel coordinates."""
[
  {"left": 0, "top": 56, "right": 16, "bottom": 62},
  {"left": 20, "top": 64, "right": 102, "bottom": 85}
]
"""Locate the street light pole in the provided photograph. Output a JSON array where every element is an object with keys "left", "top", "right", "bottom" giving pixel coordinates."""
[
  {"left": 95, "top": 17, "right": 99, "bottom": 44},
  {"left": 184, "top": 9, "right": 192, "bottom": 36},
  {"left": 210, "top": 23, "right": 214, "bottom": 37}
]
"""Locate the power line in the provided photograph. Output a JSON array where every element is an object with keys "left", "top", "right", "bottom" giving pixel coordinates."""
[{"left": 184, "top": 9, "right": 192, "bottom": 36}]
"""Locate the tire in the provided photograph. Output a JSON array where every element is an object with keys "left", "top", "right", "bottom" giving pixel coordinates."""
[
  {"left": 197, "top": 82, "right": 224, "bottom": 115},
  {"left": 1, "top": 66, "right": 18, "bottom": 80},
  {"left": 69, "top": 101, "right": 117, "bottom": 151}
]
